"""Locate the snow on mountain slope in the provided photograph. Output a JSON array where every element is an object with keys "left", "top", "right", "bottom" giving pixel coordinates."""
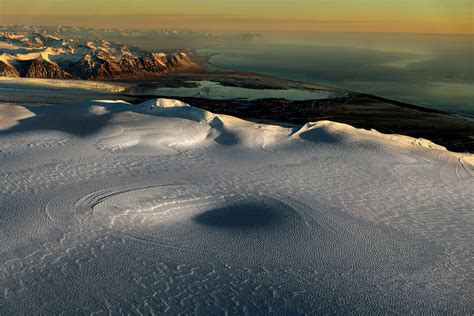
[
  {"left": 0, "top": 99, "right": 472, "bottom": 314},
  {"left": 0, "top": 31, "right": 198, "bottom": 80}
]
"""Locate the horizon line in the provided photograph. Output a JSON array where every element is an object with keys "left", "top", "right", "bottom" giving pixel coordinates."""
[{"left": 1, "top": 23, "right": 472, "bottom": 36}]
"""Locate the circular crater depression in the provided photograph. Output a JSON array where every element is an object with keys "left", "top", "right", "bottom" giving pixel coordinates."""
[
  {"left": 69, "top": 183, "right": 308, "bottom": 236},
  {"left": 87, "top": 186, "right": 310, "bottom": 261}
]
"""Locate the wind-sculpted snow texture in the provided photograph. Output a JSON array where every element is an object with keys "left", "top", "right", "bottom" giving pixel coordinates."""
[{"left": 0, "top": 99, "right": 473, "bottom": 314}]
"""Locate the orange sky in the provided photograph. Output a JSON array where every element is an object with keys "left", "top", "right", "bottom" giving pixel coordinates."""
[{"left": 0, "top": 0, "right": 472, "bottom": 34}]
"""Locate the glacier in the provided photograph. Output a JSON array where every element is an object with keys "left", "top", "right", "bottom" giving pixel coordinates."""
[{"left": 0, "top": 99, "right": 472, "bottom": 314}]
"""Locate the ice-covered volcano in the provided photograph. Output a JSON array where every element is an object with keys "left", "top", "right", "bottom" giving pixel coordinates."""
[{"left": 0, "top": 99, "right": 472, "bottom": 314}]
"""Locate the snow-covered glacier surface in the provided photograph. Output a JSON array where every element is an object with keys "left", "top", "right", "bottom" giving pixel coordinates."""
[{"left": 0, "top": 99, "right": 473, "bottom": 314}]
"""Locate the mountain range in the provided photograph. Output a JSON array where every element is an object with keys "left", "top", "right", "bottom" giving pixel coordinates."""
[{"left": 0, "top": 31, "right": 198, "bottom": 80}]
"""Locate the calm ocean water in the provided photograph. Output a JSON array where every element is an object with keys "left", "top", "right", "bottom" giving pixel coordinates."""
[{"left": 198, "top": 32, "right": 474, "bottom": 117}]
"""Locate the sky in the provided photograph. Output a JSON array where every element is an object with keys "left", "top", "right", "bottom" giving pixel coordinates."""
[{"left": 0, "top": 0, "right": 472, "bottom": 34}]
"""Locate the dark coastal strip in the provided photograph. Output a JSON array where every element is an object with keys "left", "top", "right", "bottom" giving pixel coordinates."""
[
  {"left": 127, "top": 93, "right": 474, "bottom": 153},
  {"left": 3, "top": 64, "right": 471, "bottom": 152}
]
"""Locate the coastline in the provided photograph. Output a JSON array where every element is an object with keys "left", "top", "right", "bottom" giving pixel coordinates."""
[{"left": 1, "top": 69, "right": 473, "bottom": 153}]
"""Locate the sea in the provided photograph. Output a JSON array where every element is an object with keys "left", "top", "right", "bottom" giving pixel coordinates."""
[{"left": 197, "top": 32, "right": 474, "bottom": 117}]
